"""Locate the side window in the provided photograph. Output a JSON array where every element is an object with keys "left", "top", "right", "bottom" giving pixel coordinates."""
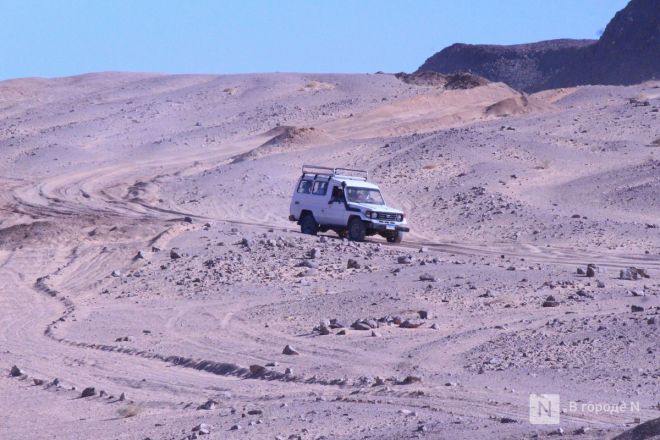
[
  {"left": 312, "top": 181, "right": 328, "bottom": 195},
  {"left": 297, "top": 179, "right": 312, "bottom": 194},
  {"left": 330, "top": 186, "right": 344, "bottom": 201}
]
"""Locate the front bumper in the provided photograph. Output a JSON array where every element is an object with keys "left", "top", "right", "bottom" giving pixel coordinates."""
[{"left": 366, "top": 221, "right": 409, "bottom": 233}]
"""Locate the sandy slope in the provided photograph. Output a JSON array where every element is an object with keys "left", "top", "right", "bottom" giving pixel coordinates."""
[{"left": 0, "top": 72, "right": 658, "bottom": 440}]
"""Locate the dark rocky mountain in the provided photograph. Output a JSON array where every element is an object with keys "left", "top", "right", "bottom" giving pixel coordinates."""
[
  {"left": 417, "top": 0, "right": 660, "bottom": 92},
  {"left": 394, "top": 71, "right": 490, "bottom": 89}
]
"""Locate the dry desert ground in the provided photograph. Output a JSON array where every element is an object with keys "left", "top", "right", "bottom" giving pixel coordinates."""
[{"left": 0, "top": 72, "right": 658, "bottom": 439}]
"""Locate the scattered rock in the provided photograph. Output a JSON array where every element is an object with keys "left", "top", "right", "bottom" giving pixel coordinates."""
[
  {"left": 347, "top": 259, "right": 360, "bottom": 269},
  {"left": 249, "top": 365, "right": 267, "bottom": 375},
  {"left": 329, "top": 319, "right": 344, "bottom": 329},
  {"left": 419, "top": 273, "right": 436, "bottom": 282},
  {"left": 620, "top": 267, "right": 650, "bottom": 280},
  {"left": 115, "top": 336, "right": 133, "bottom": 342},
  {"left": 418, "top": 310, "right": 430, "bottom": 319},
  {"left": 586, "top": 266, "right": 596, "bottom": 277},
  {"left": 397, "top": 255, "right": 412, "bottom": 264},
  {"left": 542, "top": 295, "right": 560, "bottom": 307},
  {"left": 400, "top": 319, "right": 424, "bottom": 329},
  {"left": 399, "top": 375, "right": 422, "bottom": 385},
  {"left": 631, "top": 305, "right": 644, "bottom": 313},
  {"left": 230, "top": 424, "right": 242, "bottom": 431},
  {"left": 10, "top": 365, "right": 23, "bottom": 377},
  {"left": 318, "top": 321, "right": 331, "bottom": 335},
  {"left": 33, "top": 378, "right": 44, "bottom": 386},
  {"left": 193, "top": 423, "right": 212, "bottom": 435},
  {"left": 282, "top": 345, "right": 299, "bottom": 355},
  {"left": 183, "top": 216, "right": 193, "bottom": 223},
  {"left": 197, "top": 399, "right": 217, "bottom": 410},
  {"left": 170, "top": 249, "right": 182, "bottom": 260},
  {"left": 297, "top": 259, "right": 317, "bottom": 269},
  {"left": 80, "top": 387, "right": 96, "bottom": 398},
  {"left": 574, "top": 426, "right": 590, "bottom": 435},
  {"left": 351, "top": 320, "right": 372, "bottom": 331}
]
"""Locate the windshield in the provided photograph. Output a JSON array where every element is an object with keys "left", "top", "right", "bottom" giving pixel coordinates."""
[{"left": 345, "top": 187, "right": 385, "bottom": 205}]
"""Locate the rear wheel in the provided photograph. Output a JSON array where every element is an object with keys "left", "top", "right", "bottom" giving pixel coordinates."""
[
  {"left": 387, "top": 230, "right": 404, "bottom": 244},
  {"left": 347, "top": 218, "right": 366, "bottom": 242},
  {"left": 300, "top": 214, "right": 318, "bottom": 236}
]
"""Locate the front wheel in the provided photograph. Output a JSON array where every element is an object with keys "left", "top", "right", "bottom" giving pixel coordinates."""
[
  {"left": 347, "top": 218, "right": 366, "bottom": 242},
  {"left": 387, "top": 230, "right": 404, "bottom": 243},
  {"left": 300, "top": 214, "right": 318, "bottom": 236}
]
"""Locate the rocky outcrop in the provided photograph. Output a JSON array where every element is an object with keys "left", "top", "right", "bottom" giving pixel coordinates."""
[{"left": 417, "top": 0, "right": 660, "bottom": 92}]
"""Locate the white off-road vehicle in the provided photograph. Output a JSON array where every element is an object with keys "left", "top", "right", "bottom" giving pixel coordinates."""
[{"left": 288, "top": 165, "right": 409, "bottom": 243}]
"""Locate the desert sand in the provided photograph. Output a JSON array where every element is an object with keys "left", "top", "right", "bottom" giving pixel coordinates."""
[{"left": 0, "top": 72, "right": 658, "bottom": 439}]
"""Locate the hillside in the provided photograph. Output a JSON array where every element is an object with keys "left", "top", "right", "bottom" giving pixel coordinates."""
[
  {"left": 417, "top": 0, "right": 660, "bottom": 92},
  {"left": 0, "top": 72, "right": 658, "bottom": 439}
]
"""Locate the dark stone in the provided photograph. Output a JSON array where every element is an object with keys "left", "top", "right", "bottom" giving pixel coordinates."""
[
  {"left": 81, "top": 387, "right": 96, "bottom": 397},
  {"left": 417, "top": 0, "right": 660, "bottom": 92}
]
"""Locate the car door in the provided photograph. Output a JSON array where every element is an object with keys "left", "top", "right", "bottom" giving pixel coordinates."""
[
  {"left": 292, "top": 178, "right": 314, "bottom": 218},
  {"left": 305, "top": 179, "right": 329, "bottom": 223},
  {"left": 323, "top": 185, "right": 348, "bottom": 226}
]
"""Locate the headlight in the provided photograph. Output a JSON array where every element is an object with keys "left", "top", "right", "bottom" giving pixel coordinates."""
[
  {"left": 396, "top": 214, "right": 404, "bottom": 222},
  {"left": 371, "top": 211, "right": 379, "bottom": 219},
  {"left": 365, "top": 210, "right": 372, "bottom": 218}
]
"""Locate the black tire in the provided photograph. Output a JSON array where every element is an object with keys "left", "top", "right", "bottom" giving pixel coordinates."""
[
  {"left": 387, "top": 231, "right": 404, "bottom": 244},
  {"left": 347, "top": 218, "right": 366, "bottom": 242},
  {"left": 300, "top": 214, "right": 318, "bottom": 236}
]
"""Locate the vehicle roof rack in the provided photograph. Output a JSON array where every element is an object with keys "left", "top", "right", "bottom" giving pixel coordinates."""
[{"left": 302, "top": 164, "right": 368, "bottom": 181}]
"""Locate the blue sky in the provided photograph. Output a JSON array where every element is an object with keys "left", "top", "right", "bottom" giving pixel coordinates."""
[{"left": 0, "top": 0, "right": 628, "bottom": 80}]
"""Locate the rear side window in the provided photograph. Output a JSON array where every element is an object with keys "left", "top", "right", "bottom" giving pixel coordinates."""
[
  {"left": 297, "top": 179, "right": 313, "bottom": 194},
  {"left": 312, "top": 181, "right": 328, "bottom": 195}
]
